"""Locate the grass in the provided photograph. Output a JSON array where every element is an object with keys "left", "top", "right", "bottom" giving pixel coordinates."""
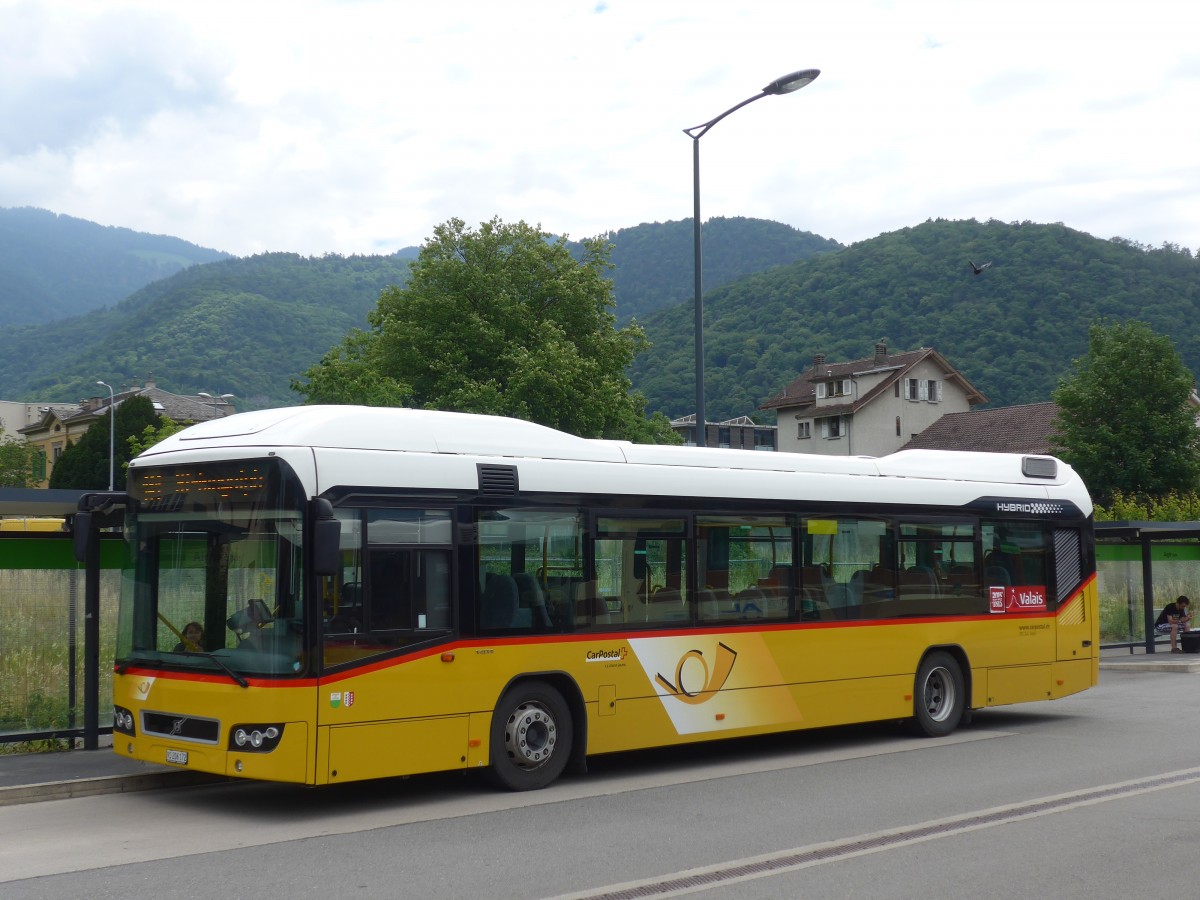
[{"left": 0, "top": 567, "right": 117, "bottom": 739}]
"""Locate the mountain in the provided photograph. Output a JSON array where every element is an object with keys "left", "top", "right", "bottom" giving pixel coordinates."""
[
  {"left": 3, "top": 214, "right": 1197, "bottom": 422},
  {"left": 581, "top": 217, "right": 842, "bottom": 324},
  {"left": 0, "top": 252, "right": 414, "bottom": 409},
  {"left": 0, "top": 207, "right": 231, "bottom": 326},
  {"left": 0, "top": 216, "right": 826, "bottom": 408},
  {"left": 629, "top": 218, "right": 1200, "bottom": 422}
]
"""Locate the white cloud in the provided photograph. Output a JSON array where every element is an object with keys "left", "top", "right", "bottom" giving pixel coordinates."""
[{"left": 2, "top": 0, "right": 1198, "bottom": 256}]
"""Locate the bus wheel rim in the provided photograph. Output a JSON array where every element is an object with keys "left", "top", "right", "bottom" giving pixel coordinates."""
[
  {"left": 505, "top": 701, "right": 558, "bottom": 769},
  {"left": 924, "top": 667, "right": 954, "bottom": 722}
]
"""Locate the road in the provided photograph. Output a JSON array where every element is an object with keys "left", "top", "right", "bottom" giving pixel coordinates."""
[{"left": 2, "top": 668, "right": 1196, "bottom": 899}]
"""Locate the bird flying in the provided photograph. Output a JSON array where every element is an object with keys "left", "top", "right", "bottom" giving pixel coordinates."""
[{"left": 969, "top": 260, "right": 992, "bottom": 275}]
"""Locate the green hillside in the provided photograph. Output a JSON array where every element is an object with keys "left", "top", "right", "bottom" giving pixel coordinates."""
[
  {"left": 0, "top": 216, "right": 823, "bottom": 408},
  {"left": 0, "top": 207, "right": 230, "bottom": 326},
  {"left": 0, "top": 253, "right": 414, "bottom": 408},
  {"left": 588, "top": 216, "right": 842, "bottom": 324},
  {"left": 3, "top": 215, "right": 1197, "bottom": 422},
  {"left": 629, "top": 218, "right": 1200, "bottom": 422}
]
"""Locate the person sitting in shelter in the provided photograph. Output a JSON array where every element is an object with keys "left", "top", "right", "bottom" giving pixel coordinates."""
[
  {"left": 173, "top": 622, "right": 204, "bottom": 652},
  {"left": 1154, "top": 596, "right": 1192, "bottom": 652}
]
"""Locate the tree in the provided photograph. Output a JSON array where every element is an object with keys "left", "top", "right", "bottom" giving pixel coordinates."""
[
  {"left": 1051, "top": 320, "right": 1200, "bottom": 504},
  {"left": 0, "top": 429, "right": 38, "bottom": 487},
  {"left": 126, "top": 417, "right": 189, "bottom": 462},
  {"left": 50, "top": 396, "right": 164, "bottom": 490},
  {"left": 294, "top": 217, "right": 678, "bottom": 443}
]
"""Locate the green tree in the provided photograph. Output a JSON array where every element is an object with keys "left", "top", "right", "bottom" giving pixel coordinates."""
[
  {"left": 50, "top": 396, "right": 164, "bottom": 490},
  {"left": 0, "top": 429, "right": 38, "bottom": 487},
  {"left": 1051, "top": 320, "right": 1200, "bottom": 504},
  {"left": 294, "top": 217, "right": 678, "bottom": 443},
  {"left": 126, "top": 417, "right": 188, "bottom": 462}
]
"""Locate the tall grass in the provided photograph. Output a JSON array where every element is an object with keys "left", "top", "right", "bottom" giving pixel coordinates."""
[{"left": 0, "top": 567, "right": 118, "bottom": 737}]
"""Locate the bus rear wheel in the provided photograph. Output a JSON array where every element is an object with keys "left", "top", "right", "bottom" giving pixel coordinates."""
[
  {"left": 487, "top": 680, "right": 572, "bottom": 791},
  {"left": 910, "top": 651, "right": 965, "bottom": 737}
]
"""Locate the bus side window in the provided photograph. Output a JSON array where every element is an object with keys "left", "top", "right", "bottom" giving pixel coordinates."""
[{"left": 477, "top": 509, "right": 582, "bottom": 633}]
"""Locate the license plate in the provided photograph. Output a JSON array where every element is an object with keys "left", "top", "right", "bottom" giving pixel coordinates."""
[{"left": 165, "top": 748, "right": 189, "bottom": 766}]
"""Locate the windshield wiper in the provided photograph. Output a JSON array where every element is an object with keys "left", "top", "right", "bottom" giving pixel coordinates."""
[{"left": 176, "top": 651, "right": 250, "bottom": 688}]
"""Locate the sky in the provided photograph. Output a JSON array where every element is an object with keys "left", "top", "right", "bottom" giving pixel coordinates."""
[{"left": 2, "top": 0, "right": 1198, "bottom": 258}]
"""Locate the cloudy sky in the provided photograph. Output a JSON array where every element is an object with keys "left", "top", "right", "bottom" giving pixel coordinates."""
[{"left": 3, "top": 0, "right": 1198, "bottom": 258}]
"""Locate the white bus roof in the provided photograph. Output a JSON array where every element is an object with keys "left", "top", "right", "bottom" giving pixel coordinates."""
[{"left": 136, "top": 405, "right": 1092, "bottom": 512}]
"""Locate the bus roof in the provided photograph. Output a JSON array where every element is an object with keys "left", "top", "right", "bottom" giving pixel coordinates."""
[{"left": 138, "top": 405, "right": 1089, "bottom": 497}]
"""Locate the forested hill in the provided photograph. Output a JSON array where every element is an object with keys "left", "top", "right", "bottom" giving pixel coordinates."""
[
  {"left": 0, "top": 207, "right": 230, "bottom": 326},
  {"left": 0, "top": 215, "right": 836, "bottom": 409},
  {"left": 0, "top": 252, "right": 414, "bottom": 409},
  {"left": 628, "top": 218, "right": 1200, "bottom": 423},
  {"left": 583, "top": 217, "right": 843, "bottom": 324},
  {"left": 6, "top": 215, "right": 1198, "bottom": 420}
]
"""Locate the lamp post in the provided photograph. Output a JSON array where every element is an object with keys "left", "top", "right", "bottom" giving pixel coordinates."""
[
  {"left": 683, "top": 68, "right": 820, "bottom": 447},
  {"left": 96, "top": 381, "right": 114, "bottom": 491}
]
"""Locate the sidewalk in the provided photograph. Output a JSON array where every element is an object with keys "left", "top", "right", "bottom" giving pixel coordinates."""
[
  {"left": 1098, "top": 644, "right": 1200, "bottom": 674},
  {"left": 2, "top": 649, "right": 1196, "bottom": 807},
  {"left": 0, "top": 736, "right": 223, "bottom": 807}
]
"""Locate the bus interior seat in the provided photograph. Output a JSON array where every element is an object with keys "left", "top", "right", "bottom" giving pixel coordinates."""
[
  {"left": 847, "top": 570, "right": 868, "bottom": 606},
  {"left": 481, "top": 573, "right": 519, "bottom": 629},
  {"left": 984, "top": 566, "right": 1011, "bottom": 587},
  {"left": 698, "top": 588, "right": 721, "bottom": 620},
  {"left": 799, "top": 589, "right": 833, "bottom": 621},
  {"left": 513, "top": 572, "right": 553, "bottom": 627},
  {"left": 900, "top": 565, "right": 938, "bottom": 598}
]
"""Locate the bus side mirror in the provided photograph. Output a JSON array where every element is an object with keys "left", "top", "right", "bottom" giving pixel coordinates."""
[
  {"left": 311, "top": 498, "right": 341, "bottom": 577},
  {"left": 72, "top": 511, "right": 93, "bottom": 563}
]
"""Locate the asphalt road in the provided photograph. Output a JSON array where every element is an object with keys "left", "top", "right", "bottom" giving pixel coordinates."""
[{"left": 2, "top": 668, "right": 1197, "bottom": 899}]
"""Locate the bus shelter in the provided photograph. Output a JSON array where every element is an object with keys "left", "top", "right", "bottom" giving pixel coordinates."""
[{"left": 1094, "top": 521, "right": 1200, "bottom": 653}]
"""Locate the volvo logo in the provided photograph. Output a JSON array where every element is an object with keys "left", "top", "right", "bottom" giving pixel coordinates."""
[{"left": 170, "top": 717, "right": 186, "bottom": 736}]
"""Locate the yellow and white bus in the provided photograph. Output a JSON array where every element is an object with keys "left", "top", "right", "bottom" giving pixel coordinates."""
[{"left": 102, "top": 405, "right": 1097, "bottom": 791}]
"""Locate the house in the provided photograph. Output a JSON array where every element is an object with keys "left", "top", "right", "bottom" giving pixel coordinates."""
[
  {"left": 17, "top": 377, "right": 235, "bottom": 488},
  {"left": 759, "top": 342, "right": 986, "bottom": 457},
  {"left": 669, "top": 414, "right": 777, "bottom": 450}
]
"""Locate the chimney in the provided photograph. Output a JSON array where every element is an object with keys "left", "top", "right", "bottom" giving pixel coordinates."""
[
  {"left": 875, "top": 341, "right": 887, "bottom": 364},
  {"left": 812, "top": 353, "right": 825, "bottom": 370}
]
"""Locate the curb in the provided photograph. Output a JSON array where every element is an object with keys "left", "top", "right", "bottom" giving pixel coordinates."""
[
  {"left": 0, "top": 771, "right": 227, "bottom": 808},
  {"left": 1100, "top": 659, "right": 1200, "bottom": 675}
]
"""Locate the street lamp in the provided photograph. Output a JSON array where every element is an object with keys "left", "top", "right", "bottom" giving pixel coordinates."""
[
  {"left": 96, "top": 381, "right": 114, "bottom": 491},
  {"left": 683, "top": 68, "right": 820, "bottom": 447}
]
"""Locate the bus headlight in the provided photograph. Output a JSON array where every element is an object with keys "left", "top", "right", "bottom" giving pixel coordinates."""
[
  {"left": 113, "top": 706, "right": 136, "bottom": 736},
  {"left": 229, "top": 724, "right": 284, "bottom": 752}
]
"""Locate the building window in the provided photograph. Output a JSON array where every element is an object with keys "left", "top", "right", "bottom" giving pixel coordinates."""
[
  {"left": 895, "top": 416, "right": 901, "bottom": 436},
  {"left": 821, "top": 417, "right": 843, "bottom": 439},
  {"left": 797, "top": 421, "right": 811, "bottom": 440},
  {"left": 754, "top": 429, "right": 776, "bottom": 451},
  {"left": 718, "top": 427, "right": 731, "bottom": 448},
  {"left": 816, "top": 379, "right": 852, "bottom": 399},
  {"left": 907, "top": 378, "right": 942, "bottom": 402}
]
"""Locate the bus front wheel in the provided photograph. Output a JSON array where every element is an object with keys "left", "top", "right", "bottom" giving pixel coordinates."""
[
  {"left": 910, "top": 651, "right": 965, "bottom": 737},
  {"left": 487, "top": 680, "right": 573, "bottom": 791}
]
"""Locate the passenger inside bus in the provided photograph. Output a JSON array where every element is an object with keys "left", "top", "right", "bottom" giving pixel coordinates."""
[{"left": 173, "top": 622, "right": 204, "bottom": 652}]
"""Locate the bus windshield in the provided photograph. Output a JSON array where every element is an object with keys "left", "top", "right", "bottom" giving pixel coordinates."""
[{"left": 115, "top": 458, "right": 308, "bottom": 679}]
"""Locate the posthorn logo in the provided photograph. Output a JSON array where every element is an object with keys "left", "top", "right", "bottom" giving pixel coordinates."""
[{"left": 655, "top": 643, "right": 737, "bottom": 705}]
